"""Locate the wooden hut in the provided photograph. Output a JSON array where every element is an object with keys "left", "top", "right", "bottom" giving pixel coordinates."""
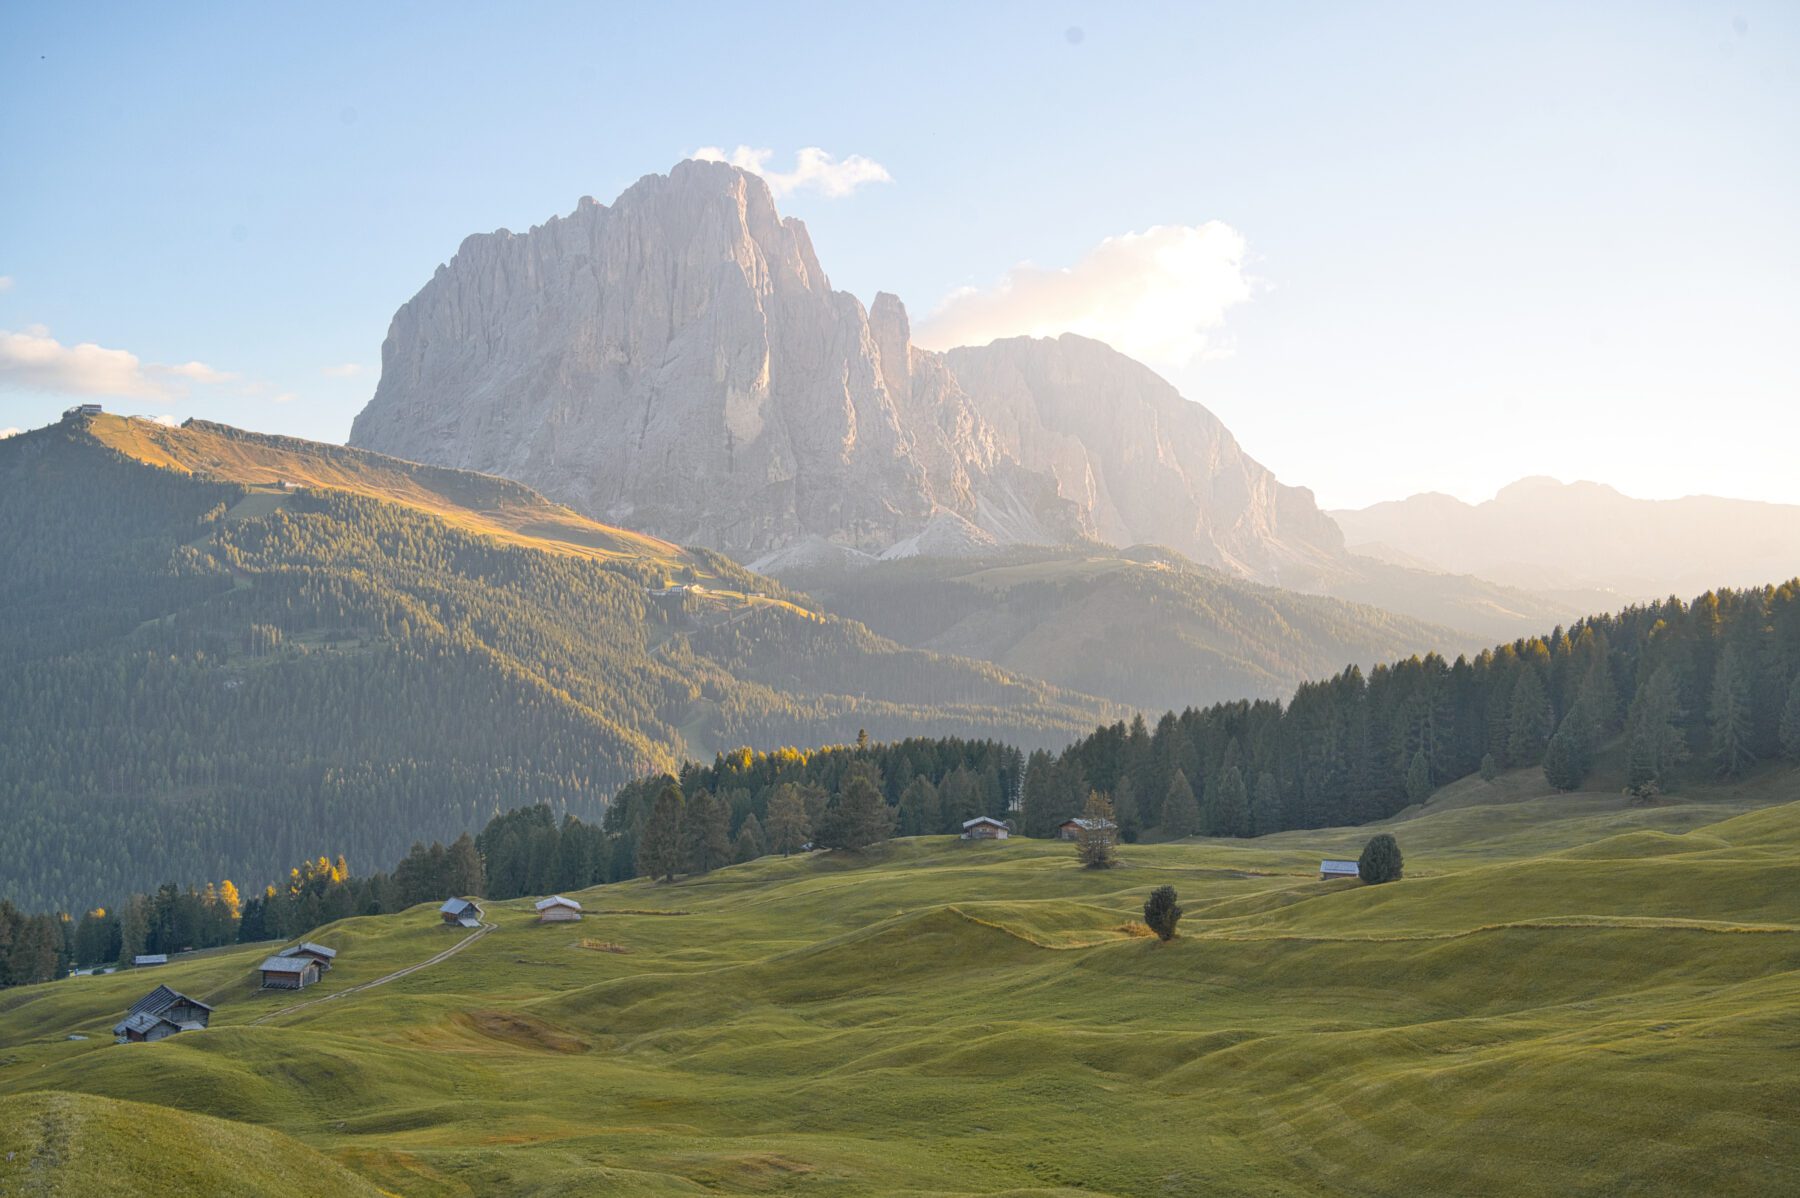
[
  {"left": 1056, "top": 817, "right": 1116, "bottom": 841},
  {"left": 440, "top": 897, "right": 483, "bottom": 928},
  {"left": 278, "top": 942, "right": 337, "bottom": 971},
  {"left": 258, "top": 955, "right": 322, "bottom": 990},
  {"left": 114, "top": 985, "right": 212, "bottom": 1043},
  {"left": 534, "top": 895, "right": 583, "bottom": 922},
  {"left": 1319, "top": 859, "right": 1360, "bottom": 880},
  {"left": 960, "top": 816, "right": 1011, "bottom": 840}
]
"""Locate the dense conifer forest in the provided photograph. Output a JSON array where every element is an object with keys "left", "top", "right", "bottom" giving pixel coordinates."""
[{"left": 0, "top": 420, "right": 1105, "bottom": 912}]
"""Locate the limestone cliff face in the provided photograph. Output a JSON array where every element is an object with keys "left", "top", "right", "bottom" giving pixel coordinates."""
[
  {"left": 946, "top": 335, "right": 1345, "bottom": 581},
  {"left": 350, "top": 160, "right": 1339, "bottom": 580},
  {"left": 349, "top": 160, "right": 1082, "bottom": 557}
]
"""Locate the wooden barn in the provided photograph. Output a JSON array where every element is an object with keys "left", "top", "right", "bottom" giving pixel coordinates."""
[
  {"left": 258, "top": 955, "right": 321, "bottom": 990},
  {"left": 1320, "top": 859, "right": 1360, "bottom": 880},
  {"left": 440, "top": 897, "right": 483, "bottom": 928},
  {"left": 961, "top": 816, "right": 1010, "bottom": 840},
  {"left": 132, "top": 953, "right": 168, "bottom": 967},
  {"left": 534, "top": 895, "right": 583, "bottom": 922},
  {"left": 113, "top": 985, "right": 212, "bottom": 1043},
  {"left": 1056, "top": 817, "right": 1116, "bottom": 841},
  {"left": 278, "top": 942, "right": 337, "bottom": 971}
]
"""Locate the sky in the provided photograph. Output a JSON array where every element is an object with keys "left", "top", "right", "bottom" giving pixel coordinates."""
[{"left": 2, "top": 1, "right": 1796, "bottom": 510}]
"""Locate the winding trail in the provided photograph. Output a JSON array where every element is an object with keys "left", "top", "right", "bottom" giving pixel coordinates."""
[{"left": 248, "top": 921, "right": 493, "bottom": 1026}]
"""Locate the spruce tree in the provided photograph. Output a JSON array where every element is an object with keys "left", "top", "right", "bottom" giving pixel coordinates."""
[
  {"left": 1708, "top": 647, "right": 1756, "bottom": 778},
  {"left": 1111, "top": 775, "right": 1142, "bottom": 842},
  {"left": 818, "top": 767, "right": 894, "bottom": 851},
  {"left": 1210, "top": 765, "right": 1249, "bottom": 838},
  {"left": 765, "top": 784, "right": 811, "bottom": 856},
  {"left": 897, "top": 776, "right": 940, "bottom": 837},
  {"left": 733, "top": 813, "right": 766, "bottom": 864},
  {"left": 1625, "top": 666, "right": 1689, "bottom": 799},
  {"left": 1781, "top": 673, "right": 1800, "bottom": 762},
  {"left": 1162, "top": 769, "right": 1200, "bottom": 839},
  {"left": 1541, "top": 714, "right": 1591, "bottom": 792},
  {"left": 1357, "top": 833, "right": 1403, "bottom": 884},
  {"left": 1249, "top": 772, "right": 1282, "bottom": 836},
  {"left": 1019, "top": 750, "right": 1059, "bottom": 838},
  {"left": 1479, "top": 752, "right": 1499, "bottom": 782},
  {"left": 636, "top": 784, "right": 686, "bottom": 882},
  {"left": 1506, "top": 669, "right": 1553, "bottom": 767},
  {"left": 1143, "top": 885, "right": 1182, "bottom": 941},
  {"left": 1074, "top": 791, "right": 1118, "bottom": 869},
  {"left": 1403, "top": 751, "right": 1433, "bottom": 806}
]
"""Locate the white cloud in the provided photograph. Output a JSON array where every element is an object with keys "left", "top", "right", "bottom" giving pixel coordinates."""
[
  {"left": 0, "top": 276, "right": 14, "bottom": 292},
  {"left": 321, "top": 362, "right": 363, "bottom": 378},
  {"left": 0, "top": 326, "right": 239, "bottom": 400},
  {"left": 147, "top": 414, "right": 179, "bottom": 427},
  {"left": 0, "top": 427, "right": 20, "bottom": 439},
  {"left": 692, "top": 145, "right": 892, "bottom": 199},
  {"left": 913, "top": 222, "right": 1254, "bottom": 368}
]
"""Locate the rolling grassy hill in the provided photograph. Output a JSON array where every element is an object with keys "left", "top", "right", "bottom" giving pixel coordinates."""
[
  {"left": 3, "top": 765, "right": 1795, "bottom": 1195},
  {"left": 0, "top": 415, "right": 1113, "bottom": 910},
  {"left": 776, "top": 544, "right": 1487, "bottom": 713}
]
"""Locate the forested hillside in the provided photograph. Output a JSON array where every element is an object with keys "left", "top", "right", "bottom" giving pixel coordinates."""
[
  {"left": 781, "top": 545, "right": 1482, "bottom": 711},
  {"left": 0, "top": 417, "right": 1110, "bottom": 911}
]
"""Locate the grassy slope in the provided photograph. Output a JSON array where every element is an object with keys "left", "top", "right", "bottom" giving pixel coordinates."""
[
  {"left": 780, "top": 545, "right": 1484, "bottom": 712},
  {"left": 3, "top": 767, "right": 1798, "bottom": 1196}
]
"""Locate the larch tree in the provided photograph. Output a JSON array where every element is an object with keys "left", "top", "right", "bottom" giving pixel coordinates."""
[{"left": 1074, "top": 791, "right": 1118, "bottom": 869}]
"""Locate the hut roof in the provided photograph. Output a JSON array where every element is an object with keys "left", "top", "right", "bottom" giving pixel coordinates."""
[
  {"left": 258, "top": 956, "right": 316, "bottom": 974},
  {"left": 534, "top": 895, "right": 582, "bottom": 912},
  {"left": 133, "top": 954, "right": 168, "bottom": 966},
  {"left": 1063, "top": 817, "right": 1117, "bottom": 831},
  {"left": 1320, "top": 859, "right": 1360, "bottom": 873},
  {"left": 279, "top": 942, "right": 337, "bottom": 960},
  {"left": 124, "top": 984, "right": 212, "bottom": 1020},
  {"left": 961, "top": 816, "right": 1008, "bottom": 829},
  {"left": 439, "top": 897, "right": 478, "bottom": 915}
]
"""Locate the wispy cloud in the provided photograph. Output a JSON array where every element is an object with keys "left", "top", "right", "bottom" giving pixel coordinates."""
[
  {"left": 0, "top": 276, "right": 14, "bottom": 293},
  {"left": 0, "top": 427, "right": 20, "bottom": 439},
  {"left": 146, "top": 414, "right": 179, "bottom": 427},
  {"left": 0, "top": 325, "right": 242, "bottom": 401},
  {"left": 913, "top": 222, "right": 1254, "bottom": 369},
  {"left": 692, "top": 145, "right": 892, "bottom": 199},
  {"left": 321, "top": 362, "right": 363, "bottom": 378}
]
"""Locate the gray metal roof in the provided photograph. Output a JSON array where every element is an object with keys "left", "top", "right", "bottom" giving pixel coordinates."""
[
  {"left": 133, "top": 954, "right": 168, "bottom": 965},
  {"left": 114, "top": 1010, "right": 174, "bottom": 1036},
  {"left": 258, "top": 956, "right": 316, "bottom": 974},
  {"left": 1320, "top": 859, "right": 1360, "bottom": 871},
  {"left": 962, "top": 816, "right": 1008, "bottom": 828},
  {"left": 123, "top": 984, "right": 213, "bottom": 1020},
  {"left": 534, "top": 895, "right": 581, "bottom": 911},
  {"left": 278, "top": 941, "right": 337, "bottom": 959},
  {"left": 439, "top": 897, "right": 477, "bottom": 914},
  {"left": 455, "top": 916, "right": 481, "bottom": 928}
]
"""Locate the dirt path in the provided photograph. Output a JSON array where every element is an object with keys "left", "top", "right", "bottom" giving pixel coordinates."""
[{"left": 248, "top": 921, "right": 493, "bottom": 1026}]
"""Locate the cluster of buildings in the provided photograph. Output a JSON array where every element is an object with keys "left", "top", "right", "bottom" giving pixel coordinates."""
[{"left": 112, "top": 938, "right": 341, "bottom": 1043}]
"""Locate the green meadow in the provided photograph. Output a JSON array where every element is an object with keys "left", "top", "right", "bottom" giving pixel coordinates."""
[{"left": 3, "top": 766, "right": 1798, "bottom": 1197}]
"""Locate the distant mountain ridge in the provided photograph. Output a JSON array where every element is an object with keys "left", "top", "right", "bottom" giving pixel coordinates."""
[
  {"left": 348, "top": 159, "right": 1342, "bottom": 583},
  {"left": 1333, "top": 477, "right": 1800, "bottom": 599}
]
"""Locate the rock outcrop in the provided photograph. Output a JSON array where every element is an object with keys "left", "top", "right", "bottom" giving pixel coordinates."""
[{"left": 349, "top": 160, "right": 1342, "bottom": 581}]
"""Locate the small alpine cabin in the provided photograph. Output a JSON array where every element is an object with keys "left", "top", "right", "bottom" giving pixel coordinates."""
[
  {"left": 440, "top": 897, "right": 483, "bottom": 928},
  {"left": 278, "top": 942, "right": 337, "bottom": 971},
  {"left": 133, "top": 953, "right": 168, "bottom": 967},
  {"left": 113, "top": 985, "right": 212, "bottom": 1043},
  {"left": 258, "top": 955, "right": 321, "bottom": 990},
  {"left": 1056, "top": 817, "right": 1116, "bottom": 841},
  {"left": 535, "top": 895, "right": 583, "bottom": 922},
  {"left": 1320, "top": 859, "right": 1360, "bottom": 880},
  {"left": 961, "top": 816, "right": 1010, "bottom": 840}
]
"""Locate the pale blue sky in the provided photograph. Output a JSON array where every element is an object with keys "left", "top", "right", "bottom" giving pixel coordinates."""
[{"left": 2, "top": 1, "right": 1795, "bottom": 508}]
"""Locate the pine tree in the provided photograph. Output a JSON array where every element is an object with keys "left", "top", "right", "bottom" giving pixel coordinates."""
[
  {"left": 1142, "top": 885, "right": 1182, "bottom": 941},
  {"left": 1625, "top": 666, "right": 1689, "bottom": 799},
  {"left": 445, "top": 833, "right": 486, "bottom": 897},
  {"left": 733, "top": 813, "right": 766, "bottom": 863},
  {"left": 897, "top": 776, "right": 940, "bottom": 837},
  {"left": 1357, "top": 833, "right": 1403, "bottom": 884},
  {"left": 1403, "top": 750, "right": 1433, "bottom": 806},
  {"left": 1111, "top": 775, "right": 1142, "bottom": 842},
  {"left": 1249, "top": 772, "right": 1282, "bottom": 836},
  {"left": 1542, "top": 712, "right": 1592, "bottom": 791},
  {"left": 1074, "top": 791, "right": 1118, "bottom": 869},
  {"left": 1479, "top": 752, "right": 1499, "bottom": 782},
  {"left": 1709, "top": 646, "right": 1756, "bottom": 778},
  {"left": 1506, "top": 669, "right": 1553, "bottom": 767},
  {"left": 1782, "top": 673, "right": 1800, "bottom": 762},
  {"left": 1162, "top": 769, "right": 1200, "bottom": 839},
  {"left": 818, "top": 767, "right": 894, "bottom": 851},
  {"left": 636, "top": 784, "right": 686, "bottom": 882},
  {"left": 766, "top": 784, "right": 812, "bottom": 856},
  {"left": 1019, "top": 750, "right": 1059, "bottom": 838},
  {"left": 1210, "top": 765, "right": 1249, "bottom": 837}
]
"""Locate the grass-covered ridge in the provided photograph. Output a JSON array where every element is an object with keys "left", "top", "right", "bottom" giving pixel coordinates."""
[{"left": 2, "top": 765, "right": 1796, "bottom": 1195}]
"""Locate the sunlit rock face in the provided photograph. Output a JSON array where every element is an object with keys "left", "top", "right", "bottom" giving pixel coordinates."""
[{"left": 351, "top": 160, "right": 1338, "bottom": 579}]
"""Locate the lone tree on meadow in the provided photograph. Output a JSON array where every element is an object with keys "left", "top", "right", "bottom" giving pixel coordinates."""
[
  {"left": 1074, "top": 791, "right": 1118, "bottom": 869},
  {"left": 1143, "top": 885, "right": 1182, "bottom": 941},
  {"left": 1357, "top": 833, "right": 1403, "bottom": 885}
]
